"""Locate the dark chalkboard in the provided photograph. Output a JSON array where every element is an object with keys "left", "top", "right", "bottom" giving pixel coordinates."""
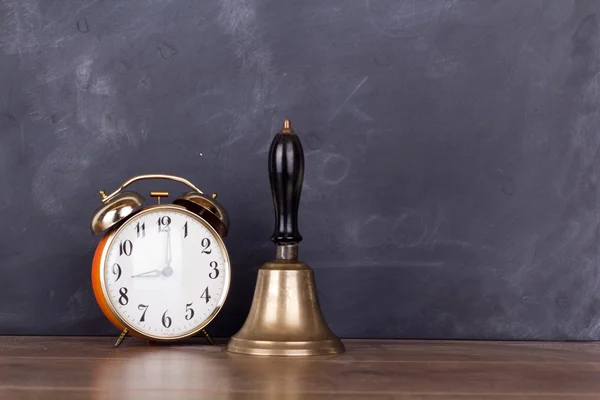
[{"left": 1, "top": 0, "right": 599, "bottom": 340}]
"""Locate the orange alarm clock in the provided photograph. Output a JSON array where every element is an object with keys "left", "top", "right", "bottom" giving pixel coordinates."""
[{"left": 90, "top": 174, "right": 231, "bottom": 346}]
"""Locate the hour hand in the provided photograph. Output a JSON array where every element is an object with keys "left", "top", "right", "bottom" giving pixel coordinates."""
[{"left": 131, "top": 269, "right": 161, "bottom": 278}]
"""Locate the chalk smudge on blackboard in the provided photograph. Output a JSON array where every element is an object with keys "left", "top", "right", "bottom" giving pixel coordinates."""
[
  {"left": 217, "top": 0, "right": 274, "bottom": 145},
  {"left": 320, "top": 153, "right": 351, "bottom": 185},
  {"left": 393, "top": 208, "right": 428, "bottom": 247},
  {"left": 76, "top": 57, "right": 93, "bottom": 90},
  {"left": 158, "top": 42, "right": 178, "bottom": 60},
  {"left": 0, "top": 0, "right": 41, "bottom": 55},
  {"left": 330, "top": 76, "right": 368, "bottom": 122},
  {"left": 366, "top": 0, "right": 456, "bottom": 38},
  {"left": 32, "top": 140, "right": 97, "bottom": 217},
  {"left": 0, "top": 0, "right": 75, "bottom": 56}
]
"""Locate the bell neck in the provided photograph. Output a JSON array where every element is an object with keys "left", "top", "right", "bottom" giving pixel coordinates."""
[{"left": 276, "top": 244, "right": 298, "bottom": 260}]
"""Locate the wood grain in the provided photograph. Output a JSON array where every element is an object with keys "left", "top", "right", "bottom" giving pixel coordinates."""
[{"left": 1, "top": 337, "right": 600, "bottom": 399}]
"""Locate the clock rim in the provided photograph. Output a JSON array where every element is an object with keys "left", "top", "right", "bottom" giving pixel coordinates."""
[{"left": 91, "top": 204, "right": 231, "bottom": 341}]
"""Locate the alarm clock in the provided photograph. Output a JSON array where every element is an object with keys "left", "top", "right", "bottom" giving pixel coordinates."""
[{"left": 90, "top": 174, "right": 231, "bottom": 346}]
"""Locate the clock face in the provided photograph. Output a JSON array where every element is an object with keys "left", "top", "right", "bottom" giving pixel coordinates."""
[{"left": 101, "top": 206, "right": 230, "bottom": 339}]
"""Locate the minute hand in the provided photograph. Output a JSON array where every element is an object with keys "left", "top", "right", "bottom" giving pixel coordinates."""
[
  {"left": 166, "top": 227, "right": 172, "bottom": 267},
  {"left": 160, "top": 226, "right": 174, "bottom": 277}
]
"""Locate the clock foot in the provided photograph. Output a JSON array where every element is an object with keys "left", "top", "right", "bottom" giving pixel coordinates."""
[
  {"left": 201, "top": 329, "right": 214, "bottom": 345},
  {"left": 114, "top": 328, "right": 129, "bottom": 347}
]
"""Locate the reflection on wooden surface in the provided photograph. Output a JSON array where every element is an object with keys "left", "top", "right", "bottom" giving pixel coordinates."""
[{"left": 1, "top": 337, "right": 600, "bottom": 399}]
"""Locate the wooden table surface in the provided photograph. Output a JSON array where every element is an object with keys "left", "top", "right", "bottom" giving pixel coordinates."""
[{"left": 1, "top": 336, "right": 600, "bottom": 399}]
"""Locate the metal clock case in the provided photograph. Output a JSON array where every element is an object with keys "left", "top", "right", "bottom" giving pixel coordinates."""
[{"left": 90, "top": 174, "right": 231, "bottom": 346}]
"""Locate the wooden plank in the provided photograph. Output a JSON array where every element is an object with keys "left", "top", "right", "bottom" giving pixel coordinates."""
[
  {"left": 2, "top": 337, "right": 600, "bottom": 362},
  {"left": 4, "top": 390, "right": 600, "bottom": 400},
  {"left": 1, "top": 337, "right": 600, "bottom": 399},
  {"left": 2, "top": 350, "right": 600, "bottom": 394}
]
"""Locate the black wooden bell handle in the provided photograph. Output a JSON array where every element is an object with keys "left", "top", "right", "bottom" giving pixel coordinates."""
[{"left": 268, "top": 119, "right": 304, "bottom": 245}]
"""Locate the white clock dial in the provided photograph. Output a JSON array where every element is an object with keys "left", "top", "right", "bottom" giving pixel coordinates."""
[{"left": 101, "top": 206, "right": 229, "bottom": 339}]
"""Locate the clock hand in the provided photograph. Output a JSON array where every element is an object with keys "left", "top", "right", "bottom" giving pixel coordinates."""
[
  {"left": 162, "top": 226, "right": 173, "bottom": 277},
  {"left": 166, "top": 226, "right": 172, "bottom": 267},
  {"left": 131, "top": 269, "right": 162, "bottom": 278}
]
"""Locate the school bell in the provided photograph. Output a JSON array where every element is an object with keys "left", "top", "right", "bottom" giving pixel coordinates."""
[{"left": 225, "top": 119, "right": 345, "bottom": 356}]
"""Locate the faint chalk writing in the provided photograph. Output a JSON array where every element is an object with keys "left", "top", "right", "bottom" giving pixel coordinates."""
[
  {"left": 77, "top": 17, "right": 89, "bottom": 33},
  {"left": 330, "top": 77, "right": 368, "bottom": 122},
  {"left": 158, "top": 42, "right": 179, "bottom": 60}
]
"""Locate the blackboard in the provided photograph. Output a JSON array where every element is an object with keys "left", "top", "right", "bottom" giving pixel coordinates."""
[{"left": 1, "top": 0, "right": 599, "bottom": 340}]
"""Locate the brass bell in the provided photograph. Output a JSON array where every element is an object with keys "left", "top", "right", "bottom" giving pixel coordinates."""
[
  {"left": 90, "top": 191, "right": 144, "bottom": 235},
  {"left": 225, "top": 119, "right": 345, "bottom": 356}
]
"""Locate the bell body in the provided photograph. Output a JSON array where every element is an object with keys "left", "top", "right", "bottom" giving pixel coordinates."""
[{"left": 225, "top": 257, "right": 344, "bottom": 356}]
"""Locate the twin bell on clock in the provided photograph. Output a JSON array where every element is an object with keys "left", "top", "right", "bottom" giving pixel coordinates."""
[{"left": 89, "top": 119, "right": 344, "bottom": 356}]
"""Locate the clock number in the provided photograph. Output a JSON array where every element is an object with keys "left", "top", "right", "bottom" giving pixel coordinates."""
[
  {"left": 112, "top": 263, "right": 122, "bottom": 281},
  {"left": 138, "top": 304, "right": 149, "bottom": 322},
  {"left": 201, "top": 238, "right": 211, "bottom": 254},
  {"left": 209, "top": 261, "right": 219, "bottom": 279},
  {"left": 162, "top": 310, "right": 172, "bottom": 328},
  {"left": 158, "top": 216, "right": 171, "bottom": 232},
  {"left": 185, "top": 303, "right": 194, "bottom": 320},
  {"left": 136, "top": 222, "right": 145, "bottom": 238},
  {"left": 201, "top": 287, "right": 211, "bottom": 304},
  {"left": 119, "top": 240, "right": 133, "bottom": 256},
  {"left": 118, "top": 287, "right": 128, "bottom": 306},
  {"left": 183, "top": 222, "right": 188, "bottom": 238}
]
